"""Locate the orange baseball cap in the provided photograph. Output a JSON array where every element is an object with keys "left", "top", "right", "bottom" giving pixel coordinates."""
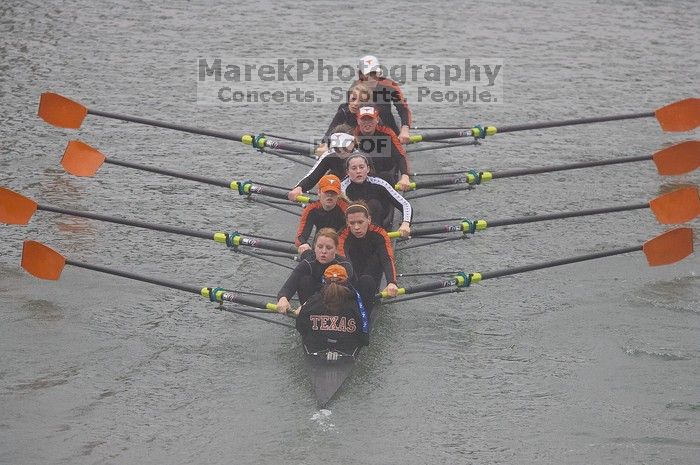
[
  {"left": 318, "top": 174, "right": 341, "bottom": 194},
  {"left": 324, "top": 264, "right": 348, "bottom": 282}
]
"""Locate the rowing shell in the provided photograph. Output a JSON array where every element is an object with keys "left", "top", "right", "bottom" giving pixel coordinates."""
[
  {"left": 303, "top": 304, "right": 381, "bottom": 407},
  {"left": 303, "top": 211, "right": 397, "bottom": 407}
]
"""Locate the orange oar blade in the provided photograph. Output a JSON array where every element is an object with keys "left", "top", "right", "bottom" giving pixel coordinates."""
[
  {"left": 0, "top": 187, "right": 38, "bottom": 225},
  {"left": 653, "top": 140, "right": 700, "bottom": 175},
  {"left": 61, "top": 140, "right": 106, "bottom": 176},
  {"left": 655, "top": 98, "right": 700, "bottom": 132},
  {"left": 649, "top": 187, "right": 700, "bottom": 224},
  {"left": 642, "top": 227, "right": 694, "bottom": 266},
  {"left": 21, "top": 240, "right": 67, "bottom": 280},
  {"left": 38, "top": 92, "right": 88, "bottom": 129}
]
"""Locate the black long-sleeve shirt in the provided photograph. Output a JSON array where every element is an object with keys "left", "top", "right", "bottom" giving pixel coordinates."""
[
  {"left": 296, "top": 291, "right": 369, "bottom": 354},
  {"left": 323, "top": 103, "right": 358, "bottom": 141},
  {"left": 294, "top": 150, "right": 358, "bottom": 192},
  {"left": 294, "top": 199, "right": 348, "bottom": 247},
  {"left": 356, "top": 77, "right": 412, "bottom": 135},
  {"left": 277, "top": 254, "right": 354, "bottom": 300},
  {"left": 354, "top": 125, "right": 409, "bottom": 182},
  {"left": 338, "top": 224, "right": 397, "bottom": 285},
  {"left": 341, "top": 176, "right": 412, "bottom": 224}
]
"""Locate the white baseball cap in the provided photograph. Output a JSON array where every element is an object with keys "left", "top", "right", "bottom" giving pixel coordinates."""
[
  {"left": 359, "top": 55, "right": 382, "bottom": 76},
  {"left": 329, "top": 132, "right": 355, "bottom": 149},
  {"left": 357, "top": 106, "right": 379, "bottom": 120}
]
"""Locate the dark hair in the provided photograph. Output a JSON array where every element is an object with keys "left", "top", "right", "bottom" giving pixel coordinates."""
[
  {"left": 323, "top": 282, "right": 352, "bottom": 313},
  {"left": 344, "top": 152, "right": 371, "bottom": 172},
  {"left": 345, "top": 201, "right": 371, "bottom": 218},
  {"left": 330, "top": 123, "right": 354, "bottom": 135}
]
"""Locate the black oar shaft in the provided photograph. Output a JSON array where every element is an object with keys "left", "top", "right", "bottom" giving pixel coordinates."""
[
  {"left": 66, "top": 259, "right": 202, "bottom": 294},
  {"left": 492, "top": 154, "right": 652, "bottom": 179},
  {"left": 217, "top": 290, "right": 275, "bottom": 310},
  {"left": 87, "top": 109, "right": 312, "bottom": 155},
  {"left": 38, "top": 204, "right": 214, "bottom": 240},
  {"left": 486, "top": 203, "right": 649, "bottom": 228},
  {"left": 105, "top": 158, "right": 230, "bottom": 188},
  {"left": 400, "top": 277, "right": 462, "bottom": 295},
  {"left": 416, "top": 111, "right": 655, "bottom": 142},
  {"left": 88, "top": 109, "right": 247, "bottom": 141},
  {"left": 479, "top": 245, "right": 642, "bottom": 280},
  {"left": 497, "top": 111, "right": 654, "bottom": 134},
  {"left": 37, "top": 204, "right": 297, "bottom": 254},
  {"left": 64, "top": 259, "right": 276, "bottom": 311},
  {"left": 236, "top": 237, "right": 297, "bottom": 255},
  {"left": 408, "top": 202, "right": 649, "bottom": 238}
]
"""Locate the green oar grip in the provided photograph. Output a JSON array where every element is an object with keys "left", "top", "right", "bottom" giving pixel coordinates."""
[
  {"left": 394, "top": 181, "right": 417, "bottom": 191},
  {"left": 467, "top": 171, "right": 493, "bottom": 184}
]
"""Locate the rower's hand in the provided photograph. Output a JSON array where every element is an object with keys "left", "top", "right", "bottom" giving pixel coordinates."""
[
  {"left": 298, "top": 243, "right": 311, "bottom": 254},
  {"left": 384, "top": 282, "right": 399, "bottom": 298},
  {"left": 276, "top": 297, "right": 291, "bottom": 314},
  {"left": 398, "top": 221, "right": 411, "bottom": 238},
  {"left": 287, "top": 186, "right": 303, "bottom": 202},
  {"left": 399, "top": 126, "right": 411, "bottom": 145},
  {"left": 315, "top": 144, "right": 328, "bottom": 157},
  {"left": 397, "top": 174, "right": 411, "bottom": 192}
]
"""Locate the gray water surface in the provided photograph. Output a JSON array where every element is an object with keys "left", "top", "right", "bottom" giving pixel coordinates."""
[{"left": 0, "top": 1, "right": 698, "bottom": 464}]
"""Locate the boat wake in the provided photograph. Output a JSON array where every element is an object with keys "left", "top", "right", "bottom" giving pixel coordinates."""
[{"left": 310, "top": 409, "right": 336, "bottom": 431}]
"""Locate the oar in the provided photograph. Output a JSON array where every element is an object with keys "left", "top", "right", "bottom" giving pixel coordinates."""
[
  {"left": 20, "top": 240, "right": 293, "bottom": 328},
  {"left": 37, "top": 92, "right": 314, "bottom": 156},
  {"left": 389, "top": 187, "right": 700, "bottom": 239},
  {"left": 408, "top": 98, "right": 700, "bottom": 143},
  {"left": 380, "top": 227, "right": 694, "bottom": 298},
  {"left": 60, "top": 140, "right": 311, "bottom": 204},
  {"left": 397, "top": 141, "right": 699, "bottom": 192},
  {"left": 0, "top": 188, "right": 298, "bottom": 255}
]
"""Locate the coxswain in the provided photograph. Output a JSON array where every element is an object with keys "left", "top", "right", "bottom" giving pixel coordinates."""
[
  {"left": 339, "top": 201, "right": 400, "bottom": 300},
  {"left": 287, "top": 130, "right": 357, "bottom": 202},
  {"left": 290, "top": 264, "right": 370, "bottom": 355},
  {"left": 315, "top": 81, "right": 373, "bottom": 155},
  {"left": 341, "top": 153, "right": 411, "bottom": 237},
  {"left": 276, "top": 228, "right": 353, "bottom": 313},
  {"left": 354, "top": 105, "right": 411, "bottom": 190},
  {"left": 294, "top": 174, "right": 348, "bottom": 254},
  {"left": 357, "top": 55, "right": 412, "bottom": 144}
]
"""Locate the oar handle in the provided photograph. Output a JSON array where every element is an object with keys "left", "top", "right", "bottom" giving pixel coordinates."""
[
  {"left": 378, "top": 273, "right": 468, "bottom": 298},
  {"left": 395, "top": 171, "right": 493, "bottom": 191},
  {"left": 409, "top": 126, "right": 497, "bottom": 143},
  {"left": 389, "top": 220, "right": 487, "bottom": 239},
  {"left": 201, "top": 288, "right": 277, "bottom": 311},
  {"left": 230, "top": 181, "right": 310, "bottom": 203},
  {"left": 213, "top": 233, "right": 298, "bottom": 254}
]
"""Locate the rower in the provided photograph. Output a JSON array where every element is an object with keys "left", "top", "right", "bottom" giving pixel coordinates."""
[
  {"left": 315, "top": 80, "right": 373, "bottom": 155},
  {"left": 294, "top": 174, "right": 348, "bottom": 254},
  {"left": 276, "top": 228, "right": 353, "bottom": 313},
  {"left": 290, "top": 264, "right": 370, "bottom": 355},
  {"left": 287, "top": 130, "right": 357, "bottom": 202},
  {"left": 339, "top": 201, "right": 400, "bottom": 300},
  {"left": 354, "top": 105, "right": 411, "bottom": 190},
  {"left": 357, "top": 54, "right": 412, "bottom": 144},
  {"left": 341, "top": 153, "right": 411, "bottom": 237}
]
